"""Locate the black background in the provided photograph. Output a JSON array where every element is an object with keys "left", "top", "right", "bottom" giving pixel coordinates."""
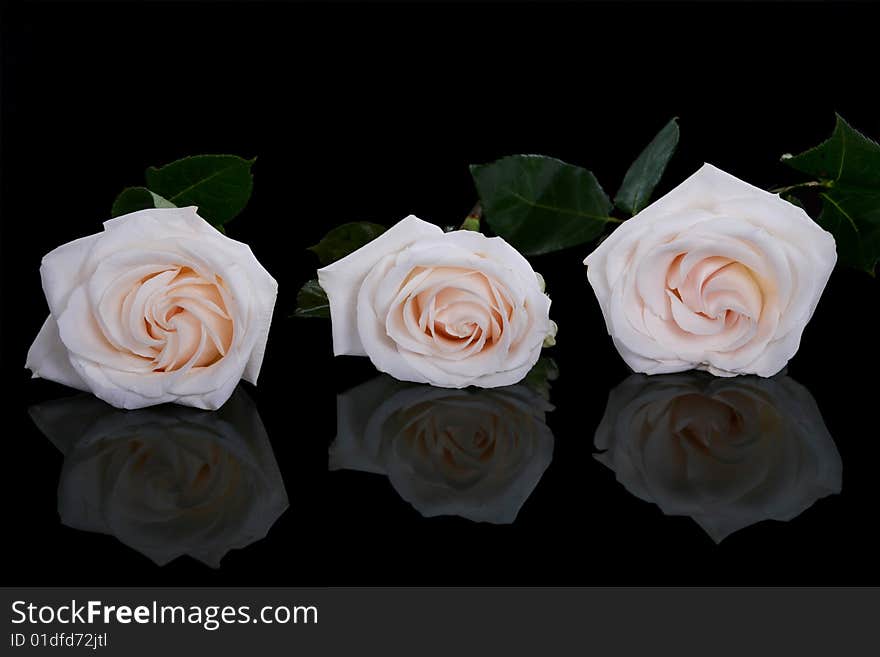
[{"left": 1, "top": 1, "right": 879, "bottom": 586}]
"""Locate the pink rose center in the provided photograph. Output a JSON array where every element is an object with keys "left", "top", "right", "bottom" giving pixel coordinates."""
[
  {"left": 664, "top": 255, "right": 764, "bottom": 337},
  {"left": 113, "top": 265, "right": 234, "bottom": 372},
  {"left": 389, "top": 266, "right": 517, "bottom": 357}
]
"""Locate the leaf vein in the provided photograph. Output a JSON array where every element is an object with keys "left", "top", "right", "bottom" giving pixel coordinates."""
[
  {"left": 166, "top": 164, "right": 244, "bottom": 202},
  {"left": 503, "top": 188, "right": 618, "bottom": 223},
  {"left": 821, "top": 193, "right": 860, "bottom": 234}
]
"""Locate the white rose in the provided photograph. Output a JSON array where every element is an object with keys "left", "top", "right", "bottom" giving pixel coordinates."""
[
  {"left": 584, "top": 164, "right": 836, "bottom": 377},
  {"left": 29, "top": 388, "right": 288, "bottom": 567},
  {"left": 329, "top": 376, "right": 554, "bottom": 524},
  {"left": 317, "top": 215, "right": 553, "bottom": 388},
  {"left": 594, "top": 373, "right": 841, "bottom": 542},
  {"left": 26, "top": 207, "right": 278, "bottom": 410}
]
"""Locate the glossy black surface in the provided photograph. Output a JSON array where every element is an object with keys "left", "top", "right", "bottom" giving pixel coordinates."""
[{"left": 2, "top": 1, "right": 879, "bottom": 585}]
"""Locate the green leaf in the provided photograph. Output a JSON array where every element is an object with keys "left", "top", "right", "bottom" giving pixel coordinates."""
[
  {"left": 293, "top": 279, "right": 331, "bottom": 318},
  {"left": 782, "top": 193, "right": 805, "bottom": 210},
  {"left": 784, "top": 114, "right": 880, "bottom": 188},
  {"left": 460, "top": 217, "right": 480, "bottom": 231},
  {"left": 110, "top": 187, "right": 175, "bottom": 217},
  {"left": 307, "top": 222, "right": 387, "bottom": 266},
  {"left": 460, "top": 203, "right": 482, "bottom": 231},
  {"left": 614, "top": 117, "right": 679, "bottom": 215},
  {"left": 145, "top": 154, "right": 255, "bottom": 226},
  {"left": 470, "top": 155, "right": 614, "bottom": 256},
  {"left": 816, "top": 189, "right": 880, "bottom": 274},
  {"left": 523, "top": 357, "right": 559, "bottom": 400},
  {"left": 784, "top": 116, "right": 880, "bottom": 274}
]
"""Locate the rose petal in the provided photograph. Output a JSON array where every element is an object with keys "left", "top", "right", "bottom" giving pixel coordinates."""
[
  {"left": 318, "top": 215, "right": 443, "bottom": 356},
  {"left": 25, "top": 316, "right": 91, "bottom": 391}
]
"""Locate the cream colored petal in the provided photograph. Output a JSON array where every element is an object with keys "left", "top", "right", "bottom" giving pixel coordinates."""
[
  {"left": 318, "top": 215, "right": 443, "bottom": 356},
  {"left": 25, "top": 315, "right": 90, "bottom": 392},
  {"left": 40, "top": 233, "right": 102, "bottom": 315}
]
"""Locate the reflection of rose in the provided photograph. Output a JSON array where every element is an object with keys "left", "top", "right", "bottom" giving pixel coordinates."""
[
  {"left": 30, "top": 388, "right": 287, "bottom": 567},
  {"left": 330, "top": 377, "right": 554, "bottom": 523},
  {"left": 594, "top": 373, "right": 841, "bottom": 542}
]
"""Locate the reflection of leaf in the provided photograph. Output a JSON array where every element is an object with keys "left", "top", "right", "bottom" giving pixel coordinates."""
[
  {"left": 785, "top": 114, "right": 880, "bottom": 187},
  {"left": 614, "top": 117, "right": 679, "bottom": 216},
  {"left": 145, "top": 155, "right": 255, "bottom": 227},
  {"left": 785, "top": 116, "right": 880, "bottom": 274},
  {"left": 470, "top": 155, "right": 614, "bottom": 255},
  {"left": 293, "top": 279, "right": 330, "bottom": 318},
  {"left": 307, "top": 222, "right": 387, "bottom": 265},
  {"left": 111, "top": 187, "right": 175, "bottom": 217}
]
